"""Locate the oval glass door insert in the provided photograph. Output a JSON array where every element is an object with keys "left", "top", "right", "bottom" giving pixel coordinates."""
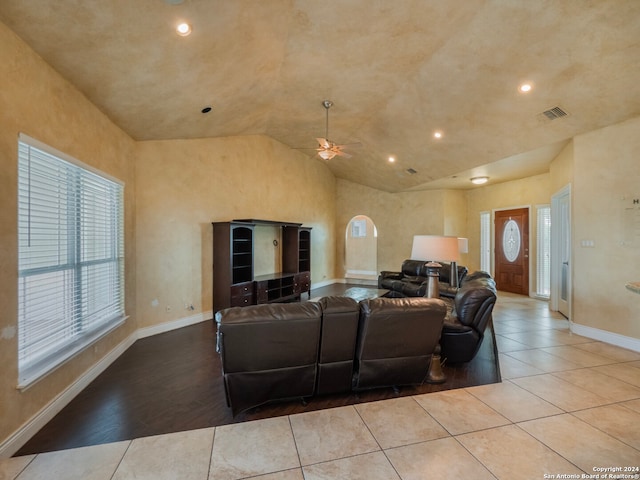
[{"left": 503, "top": 219, "right": 521, "bottom": 262}]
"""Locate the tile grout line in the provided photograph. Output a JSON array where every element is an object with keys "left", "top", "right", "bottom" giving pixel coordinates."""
[
  {"left": 352, "top": 402, "right": 405, "bottom": 480},
  {"left": 206, "top": 427, "right": 216, "bottom": 480},
  {"left": 108, "top": 440, "right": 132, "bottom": 480},
  {"left": 286, "top": 414, "right": 304, "bottom": 474},
  {"left": 12, "top": 453, "right": 37, "bottom": 480}
]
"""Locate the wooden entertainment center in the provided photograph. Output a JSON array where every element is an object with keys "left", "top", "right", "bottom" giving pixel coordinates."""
[{"left": 212, "top": 219, "right": 311, "bottom": 312}]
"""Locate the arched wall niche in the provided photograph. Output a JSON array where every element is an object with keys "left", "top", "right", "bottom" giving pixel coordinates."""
[{"left": 344, "top": 215, "right": 378, "bottom": 283}]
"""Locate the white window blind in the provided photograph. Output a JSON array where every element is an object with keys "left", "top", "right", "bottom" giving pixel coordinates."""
[
  {"left": 480, "top": 212, "right": 491, "bottom": 273},
  {"left": 536, "top": 205, "right": 551, "bottom": 297},
  {"left": 17, "top": 135, "right": 125, "bottom": 388}
]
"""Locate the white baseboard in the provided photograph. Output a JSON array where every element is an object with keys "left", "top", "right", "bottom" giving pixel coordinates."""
[
  {"left": 0, "top": 331, "right": 138, "bottom": 459},
  {"left": 0, "top": 309, "right": 215, "bottom": 459},
  {"left": 344, "top": 278, "right": 378, "bottom": 286},
  {"left": 570, "top": 321, "right": 640, "bottom": 353},
  {"left": 311, "top": 278, "right": 343, "bottom": 288},
  {"left": 346, "top": 269, "right": 378, "bottom": 276},
  {"left": 137, "top": 310, "right": 213, "bottom": 339}
]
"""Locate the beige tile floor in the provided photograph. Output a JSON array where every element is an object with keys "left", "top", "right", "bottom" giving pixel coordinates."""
[{"left": 2, "top": 292, "right": 639, "bottom": 479}]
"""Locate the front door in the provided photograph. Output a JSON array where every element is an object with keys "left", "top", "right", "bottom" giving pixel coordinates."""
[{"left": 495, "top": 208, "right": 529, "bottom": 295}]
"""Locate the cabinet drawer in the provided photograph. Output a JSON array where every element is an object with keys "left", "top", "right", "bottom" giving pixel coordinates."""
[
  {"left": 230, "top": 282, "right": 254, "bottom": 306},
  {"left": 295, "top": 272, "right": 311, "bottom": 293}
]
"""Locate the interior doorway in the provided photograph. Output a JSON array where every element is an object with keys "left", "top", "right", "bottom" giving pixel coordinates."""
[
  {"left": 345, "top": 215, "right": 378, "bottom": 282},
  {"left": 494, "top": 207, "right": 530, "bottom": 295},
  {"left": 551, "top": 185, "right": 571, "bottom": 318}
]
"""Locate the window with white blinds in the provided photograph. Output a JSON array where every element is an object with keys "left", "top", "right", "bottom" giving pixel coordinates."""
[
  {"left": 536, "top": 205, "right": 551, "bottom": 297},
  {"left": 17, "top": 135, "right": 125, "bottom": 388},
  {"left": 480, "top": 212, "right": 491, "bottom": 273}
]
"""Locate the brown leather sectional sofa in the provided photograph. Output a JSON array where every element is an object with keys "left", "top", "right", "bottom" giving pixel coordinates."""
[{"left": 215, "top": 296, "right": 447, "bottom": 415}]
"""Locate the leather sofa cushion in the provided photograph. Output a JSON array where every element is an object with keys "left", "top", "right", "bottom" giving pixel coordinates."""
[
  {"left": 357, "top": 297, "right": 446, "bottom": 359},
  {"left": 402, "top": 275, "right": 426, "bottom": 284},
  {"left": 401, "top": 281, "right": 426, "bottom": 297},
  {"left": 401, "top": 259, "right": 428, "bottom": 277},
  {"left": 317, "top": 296, "right": 359, "bottom": 363},
  {"left": 216, "top": 302, "right": 322, "bottom": 373},
  {"left": 443, "top": 315, "right": 474, "bottom": 333}
]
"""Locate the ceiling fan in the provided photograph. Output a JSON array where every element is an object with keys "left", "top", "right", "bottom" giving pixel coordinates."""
[{"left": 312, "top": 100, "right": 360, "bottom": 160}]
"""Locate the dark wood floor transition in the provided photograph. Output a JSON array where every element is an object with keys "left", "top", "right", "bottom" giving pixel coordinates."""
[{"left": 16, "top": 284, "right": 501, "bottom": 456}]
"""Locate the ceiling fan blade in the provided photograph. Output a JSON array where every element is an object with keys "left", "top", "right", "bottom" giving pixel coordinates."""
[
  {"left": 334, "top": 150, "right": 352, "bottom": 158},
  {"left": 316, "top": 137, "right": 331, "bottom": 149},
  {"left": 335, "top": 142, "right": 362, "bottom": 149}
]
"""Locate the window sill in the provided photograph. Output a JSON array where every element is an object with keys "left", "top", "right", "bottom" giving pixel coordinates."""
[{"left": 17, "top": 315, "right": 128, "bottom": 391}]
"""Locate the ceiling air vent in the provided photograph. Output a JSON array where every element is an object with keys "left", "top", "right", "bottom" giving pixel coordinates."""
[
  {"left": 406, "top": 168, "right": 417, "bottom": 175},
  {"left": 542, "top": 106, "right": 568, "bottom": 120}
]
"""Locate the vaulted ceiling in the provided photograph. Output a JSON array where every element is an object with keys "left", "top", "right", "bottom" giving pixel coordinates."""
[{"left": 1, "top": 0, "right": 639, "bottom": 192}]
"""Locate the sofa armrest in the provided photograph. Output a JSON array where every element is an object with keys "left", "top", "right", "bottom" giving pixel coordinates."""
[
  {"left": 379, "top": 271, "right": 402, "bottom": 280},
  {"left": 378, "top": 270, "right": 402, "bottom": 288}
]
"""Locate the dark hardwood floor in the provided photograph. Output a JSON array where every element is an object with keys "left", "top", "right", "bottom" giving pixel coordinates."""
[{"left": 16, "top": 284, "right": 501, "bottom": 456}]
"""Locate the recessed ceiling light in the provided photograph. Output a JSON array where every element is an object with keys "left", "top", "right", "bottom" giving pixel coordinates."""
[
  {"left": 519, "top": 83, "right": 533, "bottom": 93},
  {"left": 388, "top": 156, "right": 395, "bottom": 163},
  {"left": 433, "top": 131, "right": 443, "bottom": 139},
  {"left": 471, "top": 176, "right": 489, "bottom": 185},
  {"left": 201, "top": 106, "right": 212, "bottom": 114},
  {"left": 176, "top": 23, "right": 191, "bottom": 36}
]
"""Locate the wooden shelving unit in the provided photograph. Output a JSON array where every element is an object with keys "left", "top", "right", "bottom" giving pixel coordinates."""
[{"left": 213, "top": 220, "right": 311, "bottom": 312}]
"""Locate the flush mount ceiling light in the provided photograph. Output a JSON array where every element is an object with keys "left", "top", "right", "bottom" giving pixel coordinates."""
[
  {"left": 471, "top": 176, "right": 489, "bottom": 185},
  {"left": 176, "top": 22, "right": 191, "bottom": 36},
  {"left": 519, "top": 83, "right": 533, "bottom": 93}
]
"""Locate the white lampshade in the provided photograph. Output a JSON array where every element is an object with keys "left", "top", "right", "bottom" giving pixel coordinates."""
[
  {"left": 458, "top": 237, "right": 469, "bottom": 254},
  {"left": 411, "top": 235, "right": 460, "bottom": 262}
]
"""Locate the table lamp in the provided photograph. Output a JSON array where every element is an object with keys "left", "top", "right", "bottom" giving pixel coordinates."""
[
  {"left": 451, "top": 237, "right": 468, "bottom": 289},
  {"left": 410, "top": 235, "right": 460, "bottom": 298},
  {"left": 410, "top": 234, "right": 458, "bottom": 384}
]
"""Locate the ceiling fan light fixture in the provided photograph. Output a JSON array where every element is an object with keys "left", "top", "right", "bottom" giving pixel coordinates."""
[
  {"left": 318, "top": 150, "right": 336, "bottom": 160},
  {"left": 471, "top": 176, "right": 489, "bottom": 185}
]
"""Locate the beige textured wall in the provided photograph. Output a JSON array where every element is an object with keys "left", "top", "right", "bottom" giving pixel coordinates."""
[
  {"left": 134, "top": 136, "right": 336, "bottom": 328},
  {"left": 443, "top": 190, "right": 469, "bottom": 265},
  {"left": 571, "top": 116, "right": 640, "bottom": 338},
  {"left": 0, "top": 22, "right": 137, "bottom": 448},
  {"left": 254, "top": 225, "right": 282, "bottom": 277},
  {"left": 464, "top": 173, "right": 552, "bottom": 285},
  {"left": 335, "top": 179, "right": 467, "bottom": 276},
  {"left": 549, "top": 140, "right": 574, "bottom": 194}
]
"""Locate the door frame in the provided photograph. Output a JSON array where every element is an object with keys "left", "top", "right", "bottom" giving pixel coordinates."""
[
  {"left": 550, "top": 184, "right": 572, "bottom": 318},
  {"left": 492, "top": 205, "right": 532, "bottom": 296}
]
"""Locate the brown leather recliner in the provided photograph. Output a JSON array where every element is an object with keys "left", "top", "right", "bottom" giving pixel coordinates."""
[
  {"left": 440, "top": 273, "right": 497, "bottom": 363},
  {"left": 353, "top": 297, "right": 447, "bottom": 390},
  {"left": 215, "top": 302, "right": 322, "bottom": 415}
]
